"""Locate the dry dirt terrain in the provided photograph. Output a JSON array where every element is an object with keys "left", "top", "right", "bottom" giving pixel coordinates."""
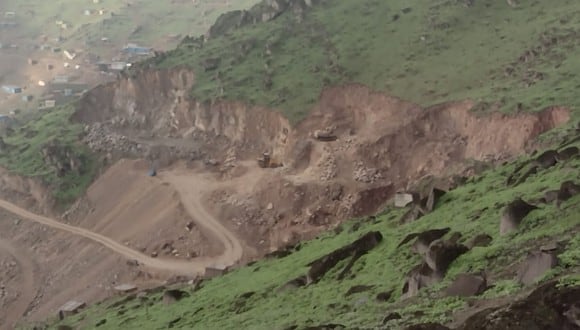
[{"left": 0, "top": 77, "right": 571, "bottom": 327}]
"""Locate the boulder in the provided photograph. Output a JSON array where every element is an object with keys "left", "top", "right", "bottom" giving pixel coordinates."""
[
  {"left": 344, "top": 285, "right": 374, "bottom": 297},
  {"left": 424, "top": 187, "right": 447, "bottom": 212},
  {"left": 402, "top": 262, "right": 443, "bottom": 298},
  {"left": 445, "top": 273, "right": 488, "bottom": 297},
  {"left": 424, "top": 240, "right": 469, "bottom": 274},
  {"left": 303, "top": 324, "right": 346, "bottom": 330},
  {"left": 399, "top": 206, "right": 425, "bottom": 223},
  {"left": 162, "top": 289, "right": 189, "bottom": 304},
  {"left": 558, "top": 181, "right": 580, "bottom": 203},
  {"left": 457, "top": 280, "right": 580, "bottom": 330},
  {"left": 499, "top": 198, "right": 538, "bottom": 235},
  {"left": 396, "top": 227, "right": 450, "bottom": 252},
  {"left": 404, "top": 324, "right": 450, "bottom": 330},
  {"left": 382, "top": 312, "right": 402, "bottom": 325},
  {"left": 375, "top": 290, "right": 393, "bottom": 302},
  {"left": 466, "top": 234, "right": 493, "bottom": 249},
  {"left": 279, "top": 275, "right": 307, "bottom": 291},
  {"left": 557, "top": 146, "right": 579, "bottom": 161},
  {"left": 395, "top": 192, "right": 417, "bottom": 208},
  {"left": 517, "top": 251, "right": 558, "bottom": 285},
  {"left": 306, "top": 231, "right": 382, "bottom": 283}
]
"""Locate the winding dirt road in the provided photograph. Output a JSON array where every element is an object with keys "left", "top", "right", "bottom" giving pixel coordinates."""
[
  {"left": 0, "top": 239, "right": 36, "bottom": 328},
  {"left": 0, "top": 168, "right": 245, "bottom": 276}
]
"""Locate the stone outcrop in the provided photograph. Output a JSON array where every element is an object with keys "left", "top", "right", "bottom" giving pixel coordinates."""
[
  {"left": 306, "top": 231, "right": 382, "bottom": 283},
  {"left": 499, "top": 198, "right": 538, "bottom": 235}
]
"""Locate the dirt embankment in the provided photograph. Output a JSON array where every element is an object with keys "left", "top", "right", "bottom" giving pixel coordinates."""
[
  {"left": 0, "top": 167, "right": 54, "bottom": 215},
  {"left": 0, "top": 67, "right": 571, "bottom": 326},
  {"left": 72, "top": 69, "right": 570, "bottom": 250}
]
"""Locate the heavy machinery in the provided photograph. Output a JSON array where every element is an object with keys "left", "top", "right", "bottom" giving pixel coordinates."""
[{"left": 257, "top": 151, "right": 283, "bottom": 168}]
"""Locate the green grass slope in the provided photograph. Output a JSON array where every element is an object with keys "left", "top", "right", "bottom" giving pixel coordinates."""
[
  {"left": 0, "top": 105, "right": 96, "bottom": 207},
  {"left": 152, "top": 0, "right": 580, "bottom": 123},
  {"left": 43, "top": 139, "right": 580, "bottom": 329}
]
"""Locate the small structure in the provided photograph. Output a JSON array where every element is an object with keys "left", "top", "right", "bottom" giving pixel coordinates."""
[
  {"left": 40, "top": 99, "right": 56, "bottom": 109},
  {"left": 123, "top": 43, "right": 152, "bottom": 56},
  {"left": 58, "top": 300, "right": 86, "bottom": 318},
  {"left": 96, "top": 62, "right": 109, "bottom": 72},
  {"left": 110, "top": 61, "right": 127, "bottom": 71},
  {"left": 0, "top": 114, "right": 12, "bottom": 123},
  {"left": 2, "top": 85, "right": 22, "bottom": 94},
  {"left": 63, "top": 50, "right": 76, "bottom": 60},
  {"left": 22, "top": 95, "right": 33, "bottom": 102},
  {"left": 114, "top": 284, "right": 138, "bottom": 294},
  {"left": 53, "top": 75, "right": 69, "bottom": 83}
]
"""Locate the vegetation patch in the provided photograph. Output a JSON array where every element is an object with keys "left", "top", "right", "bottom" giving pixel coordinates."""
[
  {"left": 150, "top": 0, "right": 580, "bottom": 123},
  {"left": 0, "top": 105, "right": 98, "bottom": 207}
]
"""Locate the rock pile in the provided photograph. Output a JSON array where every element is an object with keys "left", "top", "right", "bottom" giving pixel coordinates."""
[
  {"left": 353, "top": 161, "right": 382, "bottom": 183},
  {"left": 317, "top": 147, "right": 337, "bottom": 181},
  {"left": 83, "top": 124, "right": 143, "bottom": 155}
]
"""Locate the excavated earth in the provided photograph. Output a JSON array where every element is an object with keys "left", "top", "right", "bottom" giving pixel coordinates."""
[{"left": 0, "top": 68, "right": 571, "bottom": 326}]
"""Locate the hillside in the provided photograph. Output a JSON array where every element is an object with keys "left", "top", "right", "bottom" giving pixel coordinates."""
[
  {"left": 0, "top": 0, "right": 259, "bottom": 115},
  {"left": 150, "top": 0, "right": 580, "bottom": 123},
  {"left": 0, "top": 0, "right": 579, "bottom": 329},
  {"left": 45, "top": 134, "right": 580, "bottom": 329}
]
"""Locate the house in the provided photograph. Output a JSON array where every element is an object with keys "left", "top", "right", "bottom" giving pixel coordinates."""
[
  {"left": 2, "top": 85, "right": 22, "bottom": 94},
  {"left": 53, "top": 75, "right": 69, "bottom": 83},
  {"left": 110, "top": 61, "right": 127, "bottom": 71},
  {"left": 123, "top": 43, "right": 152, "bottom": 55},
  {"left": 84, "top": 9, "right": 92, "bottom": 16},
  {"left": 40, "top": 99, "right": 56, "bottom": 109}
]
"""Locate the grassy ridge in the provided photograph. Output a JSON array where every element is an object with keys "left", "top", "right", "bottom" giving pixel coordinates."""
[
  {"left": 154, "top": 0, "right": 580, "bottom": 123},
  {"left": 0, "top": 105, "right": 97, "bottom": 207},
  {"left": 45, "top": 140, "right": 580, "bottom": 329}
]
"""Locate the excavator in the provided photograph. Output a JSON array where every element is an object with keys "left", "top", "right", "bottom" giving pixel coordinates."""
[{"left": 257, "top": 151, "right": 283, "bottom": 168}]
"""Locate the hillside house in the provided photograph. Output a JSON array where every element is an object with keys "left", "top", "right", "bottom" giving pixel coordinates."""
[
  {"left": 110, "top": 61, "right": 128, "bottom": 71},
  {"left": 42, "top": 99, "right": 56, "bottom": 108},
  {"left": 123, "top": 43, "right": 151, "bottom": 55},
  {"left": 2, "top": 85, "right": 22, "bottom": 94}
]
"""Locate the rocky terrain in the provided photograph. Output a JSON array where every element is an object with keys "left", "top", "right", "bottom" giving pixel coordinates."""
[{"left": 0, "top": 0, "right": 579, "bottom": 329}]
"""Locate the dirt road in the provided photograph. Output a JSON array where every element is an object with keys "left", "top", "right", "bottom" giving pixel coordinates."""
[
  {"left": 0, "top": 167, "right": 246, "bottom": 275},
  {"left": 0, "top": 239, "right": 36, "bottom": 328}
]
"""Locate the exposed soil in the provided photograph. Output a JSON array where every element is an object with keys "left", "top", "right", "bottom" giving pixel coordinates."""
[{"left": 0, "top": 69, "right": 571, "bottom": 327}]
